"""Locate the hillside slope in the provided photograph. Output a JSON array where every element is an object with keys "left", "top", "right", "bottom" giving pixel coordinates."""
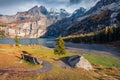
[
  {"left": 66, "top": 0, "right": 120, "bottom": 36},
  {"left": 43, "top": 0, "right": 120, "bottom": 37}
]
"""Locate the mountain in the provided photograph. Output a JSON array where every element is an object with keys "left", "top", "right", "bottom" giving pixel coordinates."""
[
  {"left": 0, "top": 0, "right": 119, "bottom": 38},
  {"left": 0, "top": 6, "right": 69, "bottom": 38},
  {"left": 43, "top": 0, "right": 120, "bottom": 37},
  {"left": 66, "top": 0, "right": 120, "bottom": 36},
  {"left": 85, "top": 0, "right": 120, "bottom": 15},
  {"left": 39, "top": 6, "right": 48, "bottom": 15},
  {"left": 71, "top": 7, "right": 86, "bottom": 19},
  {"left": 42, "top": 7, "right": 86, "bottom": 37},
  {"left": 47, "top": 8, "right": 70, "bottom": 22}
]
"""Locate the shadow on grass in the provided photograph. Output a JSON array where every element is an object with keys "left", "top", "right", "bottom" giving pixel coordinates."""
[{"left": 22, "top": 51, "right": 31, "bottom": 55}]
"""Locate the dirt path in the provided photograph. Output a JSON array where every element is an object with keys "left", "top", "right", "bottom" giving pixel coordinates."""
[
  {"left": 0, "top": 60, "right": 52, "bottom": 73},
  {"left": 65, "top": 42, "right": 120, "bottom": 57},
  {"left": 32, "top": 60, "right": 52, "bottom": 72}
]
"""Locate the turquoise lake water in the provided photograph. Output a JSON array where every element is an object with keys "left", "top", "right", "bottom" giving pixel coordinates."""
[{"left": 0, "top": 38, "right": 55, "bottom": 48}]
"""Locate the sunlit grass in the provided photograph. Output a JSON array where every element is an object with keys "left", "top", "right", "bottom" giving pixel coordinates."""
[
  {"left": 83, "top": 54, "right": 120, "bottom": 68},
  {"left": 27, "top": 49, "right": 74, "bottom": 58},
  {"left": 0, "top": 44, "right": 120, "bottom": 80}
]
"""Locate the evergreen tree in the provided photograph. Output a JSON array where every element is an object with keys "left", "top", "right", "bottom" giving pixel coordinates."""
[
  {"left": 14, "top": 35, "right": 19, "bottom": 46},
  {"left": 64, "top": 24, "right": 120, "bottom": 43},
  {"left": 105, "top": 26, "right": 109, "bottom": 35},
  {"left": 116, "top": 13, "right": 120, "bottom": 22},
  {"left": 0, "top": 30, "right": 5, "bottom": 38},
  {"left": 117, "top": 24, "right": 120, "bottom": 40},
  {"left": 104, "top": 26, "right": 109, "bottom": 42},
  {"left": 54, "top": 36, "right": 66, "bottom": 56},
  {"left": 108, "top": 27, "right": 114, "bottom": 41}
]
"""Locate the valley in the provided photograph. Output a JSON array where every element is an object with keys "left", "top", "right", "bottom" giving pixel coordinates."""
[{"left": 0, "top": 0, "right": 120, "bottom": 80}]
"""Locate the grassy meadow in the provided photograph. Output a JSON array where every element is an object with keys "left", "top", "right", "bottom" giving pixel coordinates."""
[{"left": 0, "top": 44, "right": 120, "bottom": 80}]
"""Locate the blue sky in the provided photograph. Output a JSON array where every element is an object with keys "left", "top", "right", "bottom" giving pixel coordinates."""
[{"left": 0, "top": 0, "right": 99, "bottom": 15}]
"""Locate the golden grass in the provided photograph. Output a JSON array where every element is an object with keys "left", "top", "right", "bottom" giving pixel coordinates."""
[
  {"left": 0, "top": 44, "right": 120, "bottom": 80},
  {"left": 0, "top": 44, "right": 44, "bottom": 69}
]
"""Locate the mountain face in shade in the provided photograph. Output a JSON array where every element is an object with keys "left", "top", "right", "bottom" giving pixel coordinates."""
[
  {"left": 39, "top": 6, "right": 48, "bottom": 15},
  {"left": 42, "top": 7, "right": 86, "bottom": 37},
  {"left": 65, "top": 0, "right": 120, "bottom": 36},
  {"left": 86, "top": 0, "right": 120, "bottom": 15},
  {"left": 0, "top": 6, "right": 70, "bottom": 38},
  {"left": 42, "top": 0, "right": 120, "bottom": 37},
  {"left": 71, "top": 7, "right": 86, "bottom": 19}
]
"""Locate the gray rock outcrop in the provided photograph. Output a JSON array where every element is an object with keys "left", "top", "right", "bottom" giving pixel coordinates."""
[{"left": 67, "top": 55, "right": 93, "bottom": 70}]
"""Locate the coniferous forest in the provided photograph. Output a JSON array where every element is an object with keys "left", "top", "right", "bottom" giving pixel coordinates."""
[
  {"left": 64, "top": 14, "right": 120, "bottom": 43},
  {"left": 64, "top": 25, "right": 120, "bottom": 43}
]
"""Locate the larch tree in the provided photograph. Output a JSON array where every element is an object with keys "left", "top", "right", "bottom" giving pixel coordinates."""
[
  {"left": 54, "top": 36, "right": 66, "bottom": 56},
  {"left": 14, "top": 35, "right": 19, "bottom": 46}
]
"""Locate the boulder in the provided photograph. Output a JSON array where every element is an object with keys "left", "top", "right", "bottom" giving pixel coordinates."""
[
  {"left": 67, "top": 55, "right": 93, "bottom": 70},
  {"left": 76, "top": 56, "right": 93, "bottom": 70},
  {"left": 21, "top": 54, "right": 42, "bottom": 65},
  {"left": 67, "top": 55, "right": 80, "bottom": 67}
]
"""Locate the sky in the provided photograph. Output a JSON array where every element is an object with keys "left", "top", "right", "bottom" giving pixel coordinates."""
[{"left": 0, "top": 0, "right": 99, "bottom": 15}]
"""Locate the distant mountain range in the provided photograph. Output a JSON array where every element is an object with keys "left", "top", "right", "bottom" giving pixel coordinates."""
[
  {"left": 43, "top": 0, "right": 120, "bottom": 37},
  {"left": 0, "top": 0, "right": 120, "bottom": 38},
  {"left": 42, "top": 7, "right": 86, "bottom": 37}
]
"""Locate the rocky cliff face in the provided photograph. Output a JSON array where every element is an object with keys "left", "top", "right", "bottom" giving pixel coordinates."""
[
  {"left": 42, "top": 7, "right": 86, "bottom": 37},
  {"left": 0, "top": 6, "right": 69, "bottom": 38},
  {"left": 43, "top": 0, "right": 120, "bottom": 37}
]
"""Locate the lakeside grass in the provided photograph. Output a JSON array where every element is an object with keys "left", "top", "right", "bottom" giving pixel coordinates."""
[
  {"left": 83, "top": 54, "right": 120, "bottom": 68},
  {"left": 0, "top": 44, "right": 120, "bottom": 80},
  {"left": 27, "top": 49, "right": 74, "bottom": 59}
]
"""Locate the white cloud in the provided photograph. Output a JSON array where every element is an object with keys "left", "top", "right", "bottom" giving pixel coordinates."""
[
  {"left": 0, "top": 0, "right": 99, "bottom": 15},
  {"left": 0, "top": 0, "right": 39, "bottom": 15}
]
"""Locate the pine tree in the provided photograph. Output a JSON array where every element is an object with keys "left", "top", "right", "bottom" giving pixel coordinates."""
[
  {"left": 105, "top": 26, "right": 109, "bottom": 35},
  {"left": 54, "top": 36, "right": 66, "bottom": 56},
  {"left": 0, "top": 30, "right": 5, "bottom": 38},
  {"left": 104, "top": 26, "right": 109, "bottom": 42},
  {"left": 116, "top": 13, "right": 120, "bottom": 22},
  {"left": 14, "top": 35, "right": 19, "bottom": 46}
]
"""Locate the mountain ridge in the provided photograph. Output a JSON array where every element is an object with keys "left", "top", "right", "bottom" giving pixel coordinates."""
[
  {"left": 42, "top": 0, "right": 120, "bottom": 37},
  {"left": 65, "top": 0, "right": 120, "bottom": 36},
  {"left": 0, "top": 5, "right": 70, "bottom": 38},
  {"left": 0, "top": 0, "right": 119, "bottom": 38}
]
